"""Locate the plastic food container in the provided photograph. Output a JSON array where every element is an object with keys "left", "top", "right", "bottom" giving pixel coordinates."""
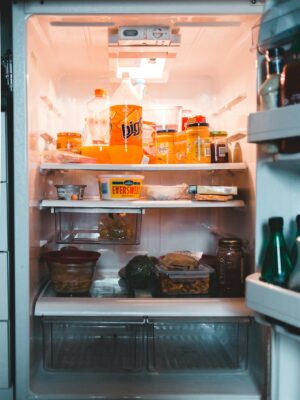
[
  {"left": 43, "top": 247, "right": 100, "bottom": 295},
  {"left": 98, "top": 174, "right": 144, "bottom": 200},
  {"left": 143, "top": 184, "right": 188, "bottom": 200},
  {"left": 155, "top": 262, "right": 215, "bottom": 297},
  {"left": 55, "top": 185, "right": 86, "bottom": 200}
]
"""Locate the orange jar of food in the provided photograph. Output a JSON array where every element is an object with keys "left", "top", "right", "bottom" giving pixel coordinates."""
[
  {"left": 156, "top": 130, "right": 175, "bottom": 164},
  {"left": 56, "top": 132, "right": 82, "bottom": 154},
  {"left": 174, "top": 131, "right": 187, "bottom": 163},
  {"left": 186, "top": 122, "right": 211, "bottom": 163}
]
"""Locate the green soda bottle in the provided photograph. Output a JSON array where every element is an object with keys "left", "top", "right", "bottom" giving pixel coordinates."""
[
  {"left": 260, "top": 217, "right": 294, "bottom": 287},
  {"left": 290, "top": 215, "right": 300, "bottom": 266}
]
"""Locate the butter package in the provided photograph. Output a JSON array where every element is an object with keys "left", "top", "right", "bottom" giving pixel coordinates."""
[{"left": 188, "top": 185, "right": 238, "bottom": 195}]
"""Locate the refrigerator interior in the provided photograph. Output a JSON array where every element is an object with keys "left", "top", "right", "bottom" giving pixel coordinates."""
[{"left": 15, "top": 6, "right": 268, "bottom": 400}]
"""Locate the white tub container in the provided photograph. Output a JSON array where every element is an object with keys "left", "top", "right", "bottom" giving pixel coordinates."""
[{"left": 98, "top": 174, "right": 144, "bottom": 200}]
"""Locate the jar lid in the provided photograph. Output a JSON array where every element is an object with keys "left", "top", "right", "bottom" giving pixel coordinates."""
[
  {"left": 95, "top": 88, "right": 107, "bottom": 97},
  {"left": 210, "top": 130, "right": 228, "bottom": 137},
  {"left": 157, "top": 129, "right": 177, "bottom": 133},
  {"left": 187, "top": 122, "right": 209, "bottom": 127},
  {"left": 219, "top": 238, "right": 242, "bottom": 246},
  {"left": 57, "top": 132, "right": 82, "bottom": 137}
]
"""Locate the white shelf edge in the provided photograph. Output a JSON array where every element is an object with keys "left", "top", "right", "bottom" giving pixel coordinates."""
[
  {"left": 40, "top": 162, "right": 247, "bottom": 172},
  {"left": 248, "top": 104, "right": 300, "bottom": 143},
  {"left": 246, "top": 272, "right": 300, "bottom": 329},
  {"left": 40, "top": 199, "right": 245, "bottom": 209},
  {"left": 35, "top": 284, "right": 252, "bottom": 317}
]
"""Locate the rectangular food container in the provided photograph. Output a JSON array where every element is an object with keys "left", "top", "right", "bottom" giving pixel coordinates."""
[
  {"left": 54, "top": 208, "right": 142, "bottom": 245},
  {"left": 98, "top": 174, "right": 144, "bottom": 200},
  {"left": 155, "top": 262, "right": 216, "bottom": 297},
  {"left": 142, "top": 184, "right": 189, "bottom": 200}
]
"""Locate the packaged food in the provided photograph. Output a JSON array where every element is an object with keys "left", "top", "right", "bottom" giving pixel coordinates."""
[
  {"left": 142, "top": 121, "right": 157, "bottom": 164},
  {"left": 55, "top": 185, "right": 86, "bottom": 200},
  {"left": 43, "top": 247, "right": 100, "bottom": 295},
  {"left": 195, "top": 194, "right": 233, "bottom": 202},
  {"left": 56, "top": 132, "right": 82, "bottom": 153},
  {"left": 174, "top": 131, "right": 187, "bottom": 163},
  {"left": 159, "top": 251, "right": 202, "bottom": 270},
  {"left": 143, "top": 184, "right": 188, "bottom": 200},
  {"left": 188, "top": 185, "right": 238, "bottom": 195},
  {"left": 155, "top": 262, "right": 215, "bottom": 296},
  {"left": 98, "top": 174, "right": 144, "bottom": 200},
  {"left": 156, "top": 130, "right": 175, "bottom": 164},
  {"left": 210, "top": 131, "right": 229, "bottom": 163},
  {"left": 186, "top": 122, "right": 211, "bottom": 163}
]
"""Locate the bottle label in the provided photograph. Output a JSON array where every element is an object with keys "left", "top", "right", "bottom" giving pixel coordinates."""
[{"left": 110, "top": 105, "right": 143, "bottom": 146}]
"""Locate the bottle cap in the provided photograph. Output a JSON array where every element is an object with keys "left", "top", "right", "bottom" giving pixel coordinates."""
[
  {"left": 266, "top": 47, "right": 284, "bottom": 60},
  {"left": 95, "top": 88, "right": 107, "bottom": 97},
  {"left": 269, "top": 217, "right": 283, "bottom": 230},
  {"left": 219, "top": 238, "right": 242, "bottom": 247}
]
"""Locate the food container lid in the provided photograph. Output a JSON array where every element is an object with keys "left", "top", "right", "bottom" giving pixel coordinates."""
[
  {"left": 156, "top": 129, "right": 177, "bottom": 133},
  {"left": 55, "top": 185, "right": 87, "bottom": 189},
  {"left": 155, "top": 262, "right": 214, "bottom": 279},
  {"left": 218, "top": 238, "right": 242, "bottom": 247},
  {"left": 98, "top": 174, "right": 144, "bottom": 179},
  {"left": 187, "top": 122, "right": 209, "bottom": 127},
  {"left": 210, "top": 130, "right": 228, "bottom": 137},
  {"left": 95, "top": 88, "right": 107, "bottom": 97},
  {"left": 43, "top": 248, "right": 100, "bottom": 264},
  {"left": 57, "top": 132, "right": 82, "bottom": 137}
]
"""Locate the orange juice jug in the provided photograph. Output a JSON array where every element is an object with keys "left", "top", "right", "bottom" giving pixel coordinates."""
[{"left": 109, "top": 73, "right": 143, "bottom": 164}]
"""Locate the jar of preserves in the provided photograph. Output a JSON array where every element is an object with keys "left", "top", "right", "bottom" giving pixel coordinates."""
[
  {"left": 216, "top": 238, "right": 245, "bottom": 297},
  {"left": 56, "top": 132, "right": 82, "bottom": 153},
  {"left": 156, "top": 130, "right": 175, "bottom": 164},
  {"left": 174, "top": 131, "right": 187, "bottom": 163},
  {"left": 186, "top": 122, "right": 211, "bottom": 163},
  {"left": 210, "top": 131, "right": 229, "bottom": 163}
]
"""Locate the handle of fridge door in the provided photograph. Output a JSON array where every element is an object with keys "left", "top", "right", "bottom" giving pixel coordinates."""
[{"left": 1, "top": 112, "right": 8, "bottom": 182}]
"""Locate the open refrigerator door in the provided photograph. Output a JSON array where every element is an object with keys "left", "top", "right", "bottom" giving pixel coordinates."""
[{"left": 10, "top": 1, "right": 276, "bottom": 399}]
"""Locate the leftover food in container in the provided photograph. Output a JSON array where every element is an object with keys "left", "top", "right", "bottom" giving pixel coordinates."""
[
  {"left": 143, "top": 184, "right": 188, "bottom": 200},
  {"left": 56, "top": 132, "right": 82, "bottom": 153},
  {"left": 159, "top": 251, "right": 202, "bottom": 270},
  {"left": 194, "top": 194, "right": 233, "bottom": 202},
  {"left": 189, "top": 185, "right": 238, "bottom": 195},
  {"left": 98, "top": 174, "right": 144, "bottom": 200},
  {"left": 155, "top": 262, "right": 215, "bottom": 297},
  {"left": 55, "top": 184, "right": 86, "bottom": 200},
  {"left": 43, "top": 247, "right": 100, "bottom": 295}
]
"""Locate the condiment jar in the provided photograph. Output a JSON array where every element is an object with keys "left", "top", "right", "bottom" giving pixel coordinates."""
[
  {"left": 186, "top": 122, "right": 211, "bottom": 163},
  {"left": 56, "top": 132, "right": 82, "bottom": 153},
  {"left": 174, "top": 131, "right": 187, "bottom": 163},
  {"left": 156, "top": 130, "right": 175, "bottom": 164},
  {"left": 216, "top": 238, "right": 245, "bottom": 297},
  {"left": 210, "top": 131, "right": 229, "bottom": 163}
]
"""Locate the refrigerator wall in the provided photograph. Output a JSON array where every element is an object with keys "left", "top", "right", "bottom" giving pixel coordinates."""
[{"left": 13, "top": 1, "right": 265, "bottom": 399}]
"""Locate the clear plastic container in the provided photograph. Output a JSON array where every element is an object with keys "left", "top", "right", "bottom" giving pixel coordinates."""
[
  {"left": 86, "top": 88, "right": 110, "bottom": 145},
  {"left": 155, "top": 262, "right": 216, "bottom": 297},
  {"left": 143, "top": 184, "right": 188, "bottom": 200}
]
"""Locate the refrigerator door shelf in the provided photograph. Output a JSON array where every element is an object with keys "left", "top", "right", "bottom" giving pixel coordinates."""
[
  {"left": 246, "top": 272, "right": 300, "bottom": 329},
  {"left": 248, "top": 103, "right": 300, "bottom": 143}
]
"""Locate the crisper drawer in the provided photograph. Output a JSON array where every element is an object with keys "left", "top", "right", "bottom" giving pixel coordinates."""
[
  {"left": 0, "top": 253, "right": 9, "bottom": 320},
  {"left": 147, "top": 318, "right": 250, "bottom": 372},
  {"left": 0, "top": 322, "right": 10, "bottom": 388},
  {"left": 42, "top": 317, "right": 145, "bottom": 372}
]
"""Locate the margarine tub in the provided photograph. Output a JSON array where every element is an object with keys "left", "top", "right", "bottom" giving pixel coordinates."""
[{"left": 98, "top": 174, "right": 144, "bottom": 200}]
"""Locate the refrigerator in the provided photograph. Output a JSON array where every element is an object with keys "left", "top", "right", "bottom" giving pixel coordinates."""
[{"left": 11, "top": 0, "right": 300, "bottom": 399}]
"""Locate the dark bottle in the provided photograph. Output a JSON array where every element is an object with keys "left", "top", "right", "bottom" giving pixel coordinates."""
[
  {"left": 260, "top": 217, "right": 294, "bottom": 287},
  {"left": 281, "top": 36, "right": 300, "bottom": 106},
  {"left": 216, "top": 238, "right": 245, "bottom": 297},
  {"left": 291, "top": 214, "right": 300, "bottom": 266},
  {"left": 288, "top": 237, "right": 300, "bottom": 292},
  {"left": 259, "top": 47, "right": 285, "bottom": 110}
]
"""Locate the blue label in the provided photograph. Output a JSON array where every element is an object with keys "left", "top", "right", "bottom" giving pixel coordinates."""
[{"left": 101, "top": 182, "right": 108, "bottom": 194}]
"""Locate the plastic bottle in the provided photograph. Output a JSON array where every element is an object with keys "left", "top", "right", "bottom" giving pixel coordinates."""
[
  {"left": 288, "top": 237, "right": 300, "bottom": 292},
  {"left": 109, "top": 72, "right": 143, "bottom": 164},
  {"left": 86, "top": 89, "right": 110, "bottom": 145},
  {"left": 259, "top": 47, "right": 284, "bottom": 111},
  {"left": 290, "top": 214, "right": 300, "bottom": 265},
  {"left": 260, "top": 217, "right": 294, "bottom": 287}
]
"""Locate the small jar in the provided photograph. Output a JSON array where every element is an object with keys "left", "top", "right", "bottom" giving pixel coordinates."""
[
  {"left": 186, "top": 122, "right": 211, "bottom": 163},
  {"left": 174, "top": 131, "right": 187, "bottom": 163},
  {"left": 210, "top": 131, "right": 229, "bottom": 163},
  {"left": 156, "top": 130, "right": 175, "bottom": 164},
  {"left": 216, "top": 238, "right": 245, "bottom": 297},
  {"left": 56, "top": 132, "right": 82, "bottom": 153}
]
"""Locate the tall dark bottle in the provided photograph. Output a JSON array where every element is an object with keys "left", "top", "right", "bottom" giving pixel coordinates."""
[
  {"left": 291, "top": 214, "right": 300, "bottom": 266},
  {"left": 260, "top": 217, "right": 294, "bottom": 287},
  {"left": 288, "top": 237, "right": 300, "bottom": 292},
  {"left": 281, "top": 36, "right": 300, "bottom": 106}
]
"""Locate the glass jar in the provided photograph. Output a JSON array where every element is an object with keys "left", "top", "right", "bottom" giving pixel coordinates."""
[
  {"left": 56, "top": 132, "right": 82, "bottom": 153},
  {"left": 156, "top": 130, "right": 175, "bottom": 164},
  {"left": 216, "top": 238, "right": 245, "bottom": 297},
  {"left": 186, "top": 122, "right": 211, "bottom": 163},
  {"left": 210, "top": 131, "right": 229, "bottom": 163}
]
